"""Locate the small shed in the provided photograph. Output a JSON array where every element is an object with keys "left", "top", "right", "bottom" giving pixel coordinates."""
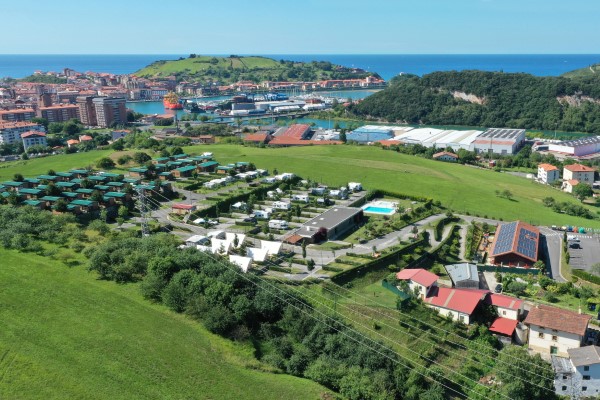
[{"left": 445, "top": 263, "right": 480, "bottom": 289}]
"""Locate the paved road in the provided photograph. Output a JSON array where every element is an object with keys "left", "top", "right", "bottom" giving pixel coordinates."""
[{"left": 538, "top": 227, "right": 565, "bottom": 282}]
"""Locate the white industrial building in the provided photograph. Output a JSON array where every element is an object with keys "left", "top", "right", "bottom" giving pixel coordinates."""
[
  {"left": 470, "top": 128, "right": 526, "bottom": 155},
  {"left": 395, "top": 128, "right": 484, "bottom": 151},
  {"left": 549, "top": 136, "right": 600, "bottom": 157}
]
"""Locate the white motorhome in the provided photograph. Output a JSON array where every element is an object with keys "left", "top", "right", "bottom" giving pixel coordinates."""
[
  {"left": 262, "top": 177, "right": 276, "bottom": 184},
  {"left": 292, "top": 194, "right": 309, "bottom": 203},
  {"left": 311, "top": 187, "right": 327, "bottom": 196},
  {"left": 272, "top": 201, "right": 291, "bottom": 210},
  {"left": 348, "top": 182, "right": 362, "bottom": 192},
  {"left": 254, "top": 209, "right": 272, "bottom": 219},
  {"left": 269, "top": 219, "right": 289, "bottom": 229}
]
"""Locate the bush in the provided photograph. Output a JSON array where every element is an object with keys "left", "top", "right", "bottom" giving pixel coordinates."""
[
  {"left": 506, "top": 281, "right": 527, "bottom": 296},
  {"left": 572, "top": 269, "right": 600, "bottom": 285}
]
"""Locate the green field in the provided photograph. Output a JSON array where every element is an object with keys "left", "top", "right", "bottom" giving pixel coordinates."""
[
  {"left": 135, "top": 56, "right": 281, "bottom": 78},
  {"left": 0, "top": 249, "right": 329, "bottom": 399},
  {"left": 0, "top": 150, "right": 113, "bottom": 181},
  {"left": 2, "top": 144, "right": 598, "bottom": 228},
  {"left": 183, "top": 144, "right": 600, "bottom": 228},
  {"left": 562, "top": 63, "right": 600, "bottom": 78}
]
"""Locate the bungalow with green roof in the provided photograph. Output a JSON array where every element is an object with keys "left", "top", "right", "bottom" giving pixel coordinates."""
[
  {"left": 158, "top": 171, "right": 173, "bottom": 181},
  {"left": 61, "top": 192, "right": 79, "bottom": 200},
  {"left": 75, "top": 188, "right": 94, "bottom": 198},
  {"left": 166, "top": 161, "right": 183, "bottom": 169},
  {"left": 22, "top": 199, "right": 44, "bottom": 209},
  {"left": 198, "top": 161, "right": 219, "bottom": 172},
  {"left": 152, "top": 157, "right": 170, "bottom": 165},
  {"left": 88, "top": 175, "right": 108, "bottom": 183},
  {"left": 24, "top": 178, "right": 40, "bottom": 184},
  {"left": 101, "top": 196, "right": 116, "bottom": 207},
  {"left": 37, "top": 174, "right": 58, "bottom": 182},
  {"left": 56, "top": 172, "right": 75, "bottom": 179},
  {"left": 217, "top": 166, "right": 233, "bottom": 174},
  {"left": 236, "top": 162, "right": 250, "bottom": 171},
  {"left": 39, "top": 196, "right": 61, "bottom": 207},
  {"left": 18, "top": 188, "right": 44, "bottom": 199},
  {"left": 99, "top": 172, "right": 121, "bottom": 180},
  {"left": 2, "top": 181, "right": 27, "bottom": 190},
  {"left": 122, "top": 177, "right": 140, "bottom": 184},
  {"left": 172, "top": 165, "right": 197, "bottom": 178},
  {"left": 154, "top": 163, "right": 167, "bottom": 172},
  {"left": 107, "top": 181, "right": 126, "bottom": 191},
  {"left": 70, "top": 199, "right": 98, "bottom": 212},
  {"left": 93, "top": 185, "right": 110, "bottom": 192},
  {"left": 70, "top": 178, "right": 83, "bottom": 184},
  {"left": 129, "top": 167, "right": 149, "bottom": 178},
  {"left": 56, "top": 181, "right": 80, "bottom": 190},
  {"left": 69, "top": 169, "right": 89, "bottom": 178},
  {"left": 104, "top": 191, "right": 131, "bottom": 204},
  {"left": 170, "top": 153, "right": 188, "bottom": 160}
]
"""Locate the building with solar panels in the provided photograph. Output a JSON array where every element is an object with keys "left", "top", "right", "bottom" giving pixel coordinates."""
[
  {"left": 470, "top": 128, "right": 526, "bottom": 155},
  {"left": 489, "top": 221, "right": 540, "bottom": 268}
]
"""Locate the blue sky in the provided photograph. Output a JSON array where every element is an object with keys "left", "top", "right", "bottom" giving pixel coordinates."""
[{"left": 1, "top": 0, "right": 599, "bottom": 54}]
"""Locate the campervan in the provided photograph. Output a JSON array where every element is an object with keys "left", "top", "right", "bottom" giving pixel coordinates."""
[{"left": 268, "top": 220, "right": 289, "bottom": 230}]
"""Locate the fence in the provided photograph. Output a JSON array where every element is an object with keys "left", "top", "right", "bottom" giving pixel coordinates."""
[
  {"left": 381, "top": 279, "right": 411, "bottom": 301},
  {"left": 477, "top": 264, "right": 540, "bottom": 276}
]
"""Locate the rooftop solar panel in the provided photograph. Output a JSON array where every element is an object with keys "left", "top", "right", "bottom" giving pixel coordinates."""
[{"left": 492, "top": 222, "right": 517, "bottom": 255}]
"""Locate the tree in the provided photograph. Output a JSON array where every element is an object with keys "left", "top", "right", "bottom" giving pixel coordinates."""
[
  {"left": 170, "top": 147, "right": 184, "bottom": 156},
  {"left": 118, "top": 205, "right": 129, "bottom": 219},
  {"left": 133, "top": 152, "right": 151, "bottom": 164},
  {"left": 96, "top": 157, "right": 115, "bottom": 169},
  {"left": 117, "top": 155, "right": 132, "bottom": 165},
  {"left": 495, "top": 346, "right": 556, "bottom": 400},
  {"left": 573, "top": 183, "right": 593, "bottom": 201},
  {"left": 307, "top": 258, "right": 315, "bottom": 271},
  {"left": 339, "top": 131, "right": 347, "bottom": 143},
  {"left": 13, "top": 173, "right": 24, "bottom": 182},
  {"left": 501, "top": 189, "right": 513, "bottom": 200},
  {"left": 111, "top": 140, "right": 125, "bottom": 151},
  {"left": 301, "top": 241, "right": 307, "bottom": 259},
  {"left": 54, "top": 198, "right": 68, "bottom": 212},
  {"left": 31, "top": 117, "right": 48, "bottom": 129}
]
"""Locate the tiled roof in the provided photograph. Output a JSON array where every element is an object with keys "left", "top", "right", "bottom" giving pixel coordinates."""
[
  {"left": 21, "top": 130, "right": 46, "bottom": 138},
  {"left": 486, "top": 293, "right": 523, "bottom": 310},
  {"left": 568, "top": 346, "right": 600, "bottom": 367},
  {"left": 490, "top": 221, "right": 540, "bottom": 263},
  {"left": 396, "top": 268, "right": 439, "bottom": 287},
  {"left": 424, "top": 287, "right": 489, "bottom": 315},
  {"left": 538, "top": 163, "right": 558, "bottom": 171},
  {"left": 433, "top": 151, "right": 458, "bottom": 158},
  {"left": 564, "top": 164, "right": 595, "bottom": 173},
  {"left": 524, "top": 304, "right": 590, "bottom": 336},
  {"left": 489, "top": 317, "right": 518, "bottom": 336}
]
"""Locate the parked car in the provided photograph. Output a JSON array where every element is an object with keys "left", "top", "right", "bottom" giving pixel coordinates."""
[
  {"left": 243, "top": 216, "right": 257, "bottom": 224},
  {"left": 494, "top": 284, "right": 502, "bottom": 293}
]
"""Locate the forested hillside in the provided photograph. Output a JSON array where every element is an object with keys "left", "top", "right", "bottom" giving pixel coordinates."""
[{"left": 351, "top": 71, "right": 600, "bottom": 132}]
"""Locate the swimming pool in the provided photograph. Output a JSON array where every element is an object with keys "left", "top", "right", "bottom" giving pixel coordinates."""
[{"left": 362, "top": 201, "right": 397, "bottom": 215}]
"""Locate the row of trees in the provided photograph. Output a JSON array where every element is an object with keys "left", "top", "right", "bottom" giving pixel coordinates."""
[{"left": 352, "top": 70, "right": 600, "bottom": 133}]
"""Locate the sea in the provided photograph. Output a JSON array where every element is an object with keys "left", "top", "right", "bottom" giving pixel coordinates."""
[{"left": 2, "top": 54, "right": 600, "bottom": 80}]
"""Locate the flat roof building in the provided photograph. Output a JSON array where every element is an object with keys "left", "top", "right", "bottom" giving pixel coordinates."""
[
  {"left": 92, "top": 97, "right": 127, "bottom": 128},
  {"left": 294, "top": 206, "right": 363, "bottom": 243},
  {"left": 549, "top": 136, "right": 600, "bottom": 157},
  {"left": 470, "top": 128, "right": 526, "bottom": 155}
]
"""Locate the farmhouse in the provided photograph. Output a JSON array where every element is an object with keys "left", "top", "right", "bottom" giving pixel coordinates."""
[
  {"left": 524, "top": 304, "right": 591, "bottom": 357},
  {"left": 432, "top": 151, "right": 458, "bottom": 162},
  {"left": 552, "top": 346, "right": 600, "bottom": 396},
  {"left": 537, "top": 163, "right": 560, "bottom": 185},
  {"left": 171, "top": 203, "right": 196, "bottom": 215},
  {"left": 294, "top": 206, "right": 363, "bottom": 243},
  {"left": 395, "top": 268, "right": 438, "bottom": 299},
  {"left": 424, "top": 287, "right": 489, "bottom": 325},
  {"left": 563, "top": 164, "right": 596, "bottom": 183},
  {"left": 489, "top": 221, "right": 540, "bottom": 268}
]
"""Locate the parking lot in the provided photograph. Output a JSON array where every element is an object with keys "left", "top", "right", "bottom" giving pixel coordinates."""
[{"left": 567, "top": 234, "right": 600, "bottom": 271}]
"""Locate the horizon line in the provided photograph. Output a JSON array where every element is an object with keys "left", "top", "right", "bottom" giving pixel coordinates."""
[{"left": 2, "top": 53, "right": 600, "bottom": 56}]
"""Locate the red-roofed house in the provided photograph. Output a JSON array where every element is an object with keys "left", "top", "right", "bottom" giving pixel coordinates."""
[
  {"left": 244, "top": 132, "right": 272, "bottom": 144},
  {"left": 423, "top": 287, "right": 489, "bottom": 324},
  {"left": 537, "top": 163, "right": 560, "bottom": 184},
  {"left": 79, "top": 135, "right": 93, "bottom": 142},
  {"left": 66, "top": 139, "right": 80, "bottom": 148},
  {"left": 562, "top": 179, "right": 581, "bottom": 194},
  {"left": 489, "top": 317, "right": 519, "bottom": 341},
  {"left": 489, "top": 221, "right": 540, "bottom": 268},
  {"left": 171, "top": 203, "right": 196, "bottom": 215},
  {"left": 563, "top": 164, "right": 596, "bottom": 183},
  {"left": 486, "top": 293, "right": 523, "bottom": 320},
  {"left": 432, "top": 151, "right": 459, "bottom": 162},
  {"left": 524, "top": 304, "right": 591, "bottom": 357},
  {"left": 21, "top": 131, "right": 47, "bottom": 150},
  {"left": 396, "top": 268, "right": 439, "bottom": 299}
]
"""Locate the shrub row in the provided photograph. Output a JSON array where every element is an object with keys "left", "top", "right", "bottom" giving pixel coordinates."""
[{"left": 572, "top": 269, "right": 600, "bottom": 285}]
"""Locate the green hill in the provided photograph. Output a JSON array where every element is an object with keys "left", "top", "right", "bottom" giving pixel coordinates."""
[
  {"left": 562, "top": 63, "right": 600, "bottom": 78},
  {"left": 0, "top": 248, "right": 330, "bottom": 399},
  {"left": 134, "top": 55, "right": 379, "bottom": 84},
  {"left": 350, "top": 70, "right": 600, "bottom": 133}
]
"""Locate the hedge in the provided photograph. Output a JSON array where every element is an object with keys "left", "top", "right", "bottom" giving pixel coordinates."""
[
  {"left": 433, "top": 216, "right": 460, "bottom": 242},
  {"left": 572, "top": 269, "right": 600, "bottom": 285}
]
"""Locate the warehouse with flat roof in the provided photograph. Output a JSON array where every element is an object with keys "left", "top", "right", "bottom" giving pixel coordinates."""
[
  {"left": 548, "top": 136, "right": 600, "bottom": 157},
  {"left": 470, "top": 128, "right": 526, "bottom": 155},
  {"left": 294, "top": 206, "right": 364, "bottom": 243}
]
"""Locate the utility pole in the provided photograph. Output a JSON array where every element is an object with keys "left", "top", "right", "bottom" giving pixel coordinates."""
[{"left": 136, "top": 187, "right": 150, "bottom": 237}]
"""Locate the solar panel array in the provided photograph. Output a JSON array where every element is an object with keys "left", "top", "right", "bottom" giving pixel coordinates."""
[
  {"left": 492, "top": 222, "right": 517, "bottom": 255},
  {"left": 479, "top": 128, "right": 525, "bottom": 140},
  {"left": 516, "top": 227, "right": 538, "bottom": 260}
]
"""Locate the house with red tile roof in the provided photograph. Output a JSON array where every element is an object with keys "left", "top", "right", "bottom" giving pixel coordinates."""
[
  {"left": 396, "top": 268, "right": 439, "bottom": 299},
  {"left": 485, "top": 293, "right": 524, "bottom": 342},
  {"left": 563, "top": 164, "right": 596, "bottom": 184},
  {"left": 524, "top": 304, "right": 591, "bottom": 357},
  {"left": 243, "top": 132, "right": 272, "bottom": 144},
  {"left": 562, "top": 179, "right": 581, "bottom": 194},
  {"left": 423, "top": 287, "right": 489, "bottom": 324},
  {"left": 432, "top": 151, "right": 459, "bottom": 162},
  {"left": 537, "top": 163, "right": 560, "bottom": 185}
]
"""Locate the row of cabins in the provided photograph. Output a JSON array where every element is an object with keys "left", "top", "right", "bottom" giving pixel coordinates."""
[
  {"left": 1, "top": 169, "right": 171, "bottom": 214},
  {"left": 143, "top": 153, "right": 219, "bottom": 179}
]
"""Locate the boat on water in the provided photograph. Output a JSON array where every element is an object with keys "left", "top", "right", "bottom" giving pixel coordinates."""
[{"left": 163, "top": 92, "right": 183, "bottom": 110}]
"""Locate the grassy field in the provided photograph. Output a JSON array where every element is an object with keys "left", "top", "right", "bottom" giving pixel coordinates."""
[
  {"left": 562, "top": 63, "right": 600, "bottom": 78},
  {"left": 135, "top": 56, "right": 281, "bottom": 78},
  {"left": 0, "top": 249, "right": 329, "bottom": 400},
  {"left": 2, "top": 144, "right": 598, "bottom": 228},
  {"left": 183, "top": 144, "right": 600, "bottom": 228},
  {"left": 0, "top": 150, "right": 113, "bottom": 181}
]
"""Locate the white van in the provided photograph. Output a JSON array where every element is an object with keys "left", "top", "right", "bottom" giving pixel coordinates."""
[
  {"left": 272, "top": 201, "right": 291, "bottom": 210},
  {"left": 268, "top": 219, "right": 289, "bottom": 230}
]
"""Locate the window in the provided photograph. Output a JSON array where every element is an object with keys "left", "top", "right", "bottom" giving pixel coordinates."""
[
  {"left": 563, "top": 374, "right": 568, "bottom": 380},
  {"left": 538, "top": 332, "right": 544, "bottom": 339},
  {"left": 584, "top": 366, "right": 590, "bottom": 372},
  {"left": 502, "top": 310, "right": 506, "bottom": 315},
  {"left": 582, "top": 386, "right": 588, "bottom": 391},
  {"left": 552, "top": 335, "right": 558, "bottom": 342},
  {"left": 583, "top": 375, "right": 590, "bottom": 381},
  {"left": 562, "top": 386, "right": 567, "bottom": 391}
]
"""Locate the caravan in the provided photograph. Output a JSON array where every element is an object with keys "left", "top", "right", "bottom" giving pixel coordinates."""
[
  {"left": 272, "top": 201, "right": 291, "bottom": 210},
  {"left": 348, "top": 182, "right": 362, "bottom": 192},
  {"left": 254, "top": 209, "right": 272, "bottom": 219},
  {"left": 268, "top": 219, "right": 289, "bottom": 230},
  {"left": 291, "top": 194, "right": 309, "bottom": 203}
]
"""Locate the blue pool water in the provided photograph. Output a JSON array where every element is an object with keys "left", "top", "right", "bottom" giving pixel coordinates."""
[{"left": 363, "top": 206, "right": 395, "bottom": 215}]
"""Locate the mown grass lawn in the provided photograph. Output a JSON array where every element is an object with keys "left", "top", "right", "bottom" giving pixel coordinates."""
[{"left": 0, "top": 249, "right": 329, "bottom": 400}]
